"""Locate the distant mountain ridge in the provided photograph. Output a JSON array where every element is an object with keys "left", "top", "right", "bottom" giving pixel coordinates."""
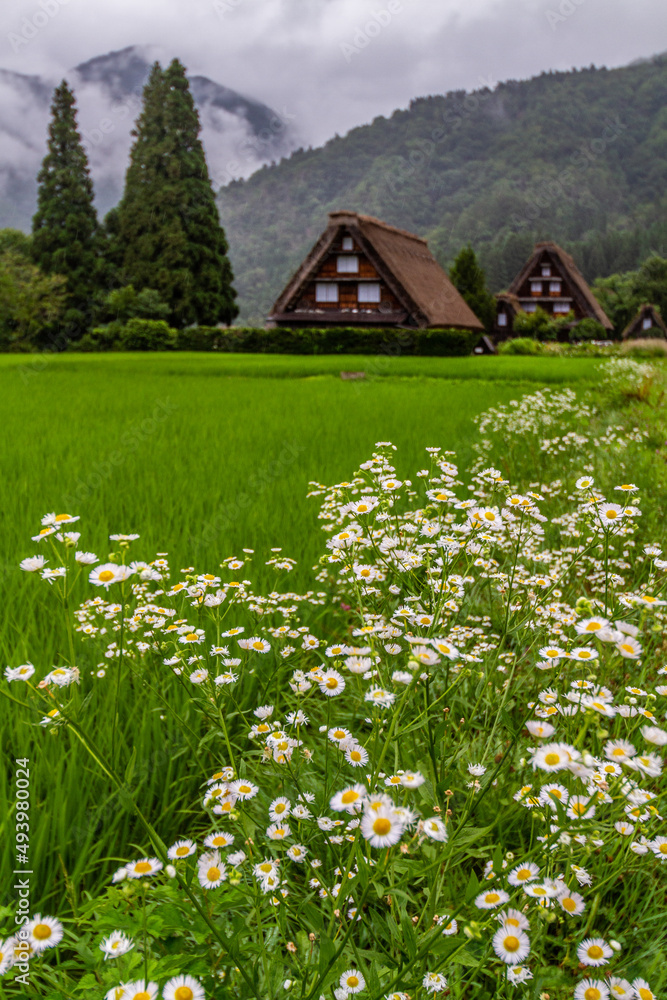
[
  {"left": 216, "top": 55, "right": 667, "bottom": 323},
  {"left": 0, "top": 45, "right": 297, "bottom": 229}
]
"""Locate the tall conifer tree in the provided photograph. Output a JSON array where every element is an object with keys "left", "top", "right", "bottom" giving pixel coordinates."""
[
  {"left": 32, "top": 80, "right": 99, "bottom": 339},
  {"left": 112, "top": 60, "right": 238, "bottom": 327}
]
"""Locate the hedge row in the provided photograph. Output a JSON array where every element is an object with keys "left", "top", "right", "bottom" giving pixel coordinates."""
[{"left": 72, "top": 321, "right": 482, "bottom": 356}]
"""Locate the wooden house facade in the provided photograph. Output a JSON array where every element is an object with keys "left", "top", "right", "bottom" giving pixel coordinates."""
[
  {"left": 268, "top": 211, "right": 484, "bottom": 331},
  {"left": 494, "top": 241, "right": 613, "bottom": 337},
  {"left": 621, "top": 303, "right": 667, "bottom": 340}
]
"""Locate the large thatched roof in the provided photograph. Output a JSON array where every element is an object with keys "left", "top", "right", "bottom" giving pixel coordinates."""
[{"left": 269, "top": 211, "right": 484, "bottom": 330}]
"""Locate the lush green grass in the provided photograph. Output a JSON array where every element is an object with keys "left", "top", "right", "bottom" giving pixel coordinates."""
[
  {"left": 0, "top": 352, "right": 601, "bottom": 912},
  {"left": 0, "top": 350, "right": 603, "bottom": 383}
]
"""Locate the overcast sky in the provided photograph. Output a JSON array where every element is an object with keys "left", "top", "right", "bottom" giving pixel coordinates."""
[{"left": 1, "top": 0, "right": 665, "bottom": 147}]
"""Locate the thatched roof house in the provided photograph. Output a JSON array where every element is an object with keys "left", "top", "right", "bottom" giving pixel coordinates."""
[
  {"left": 621, "top": 303, "right": 667, "bottom": 340},
  {"left": 495, "top": 240, "right": 613, "bottom": 335},
  {"left": 268, "top": 211, "right": 483, "bottom": 331}
]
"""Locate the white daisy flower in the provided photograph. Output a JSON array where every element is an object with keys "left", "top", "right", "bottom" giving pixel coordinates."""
[
  {"left": 422, "top": 972, "right": 448, "bottom": 993},
  {"left": 577, "top": 938, "right": 612, "bottom": 967},
  {"left": 492, "top": 927, "right": 530, "bottom": 965},
  {"left": 360, "top": 807, "right": 404, "bottom": 848},
  {"left": 99, "top": 931, "right": 134, "bottom": 959},
  {"left": 167, "top": 839, "right": 196, "bottom": 860},
  {"left": 162, "top": 974, "right": 205, "bottom": 1000},
  {"left": 120, "top": 980, "right": 159, "bottom": 1000},
  {"left": 340, "top": 970, "right": 366, "bottom": 993},
  {"left": 25, "top": 915, "right": 64, "bottom": 952}
]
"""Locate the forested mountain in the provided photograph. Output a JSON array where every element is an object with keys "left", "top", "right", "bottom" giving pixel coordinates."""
[{"left": 217, "top": 55, "right": 667, "bottom": 323}]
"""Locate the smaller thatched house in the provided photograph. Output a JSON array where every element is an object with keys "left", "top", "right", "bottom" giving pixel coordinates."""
[
  {"left": 621, "top": 304, "right": 667, "bottom": 340},
  {"left": 268, "top": 211, "right": 484, "bottom": 331},
  {"left": 494, "top": 241, "right": 613, "bottom": 337}
]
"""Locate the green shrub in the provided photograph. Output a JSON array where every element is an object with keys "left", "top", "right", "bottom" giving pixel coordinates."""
[
  {"left": 75, "top": 325, "right": 123, "bottom": 352},
  {"left": 175, "top": 326, "right": 224, "bottom": 351},
  {"left": 118, "top": 319, "right": 177, "bottom": 351},
  {"left": 193, "top": 326, "right": 480, "bottom": 356},
  {"left": 571, "top": 317, "right": 607, "bottom": 342},
  {"left": 621, "top": 337, "right": 667, "bottom": 358},
  {"left": 68, "top": 325, "right": 481, "bottom": 355},
  {"left": 513, "top": 306, "right": 572, "bottom": 342},
  {"left": 497, "top": 336, "right": 543, "bottom": 355}
]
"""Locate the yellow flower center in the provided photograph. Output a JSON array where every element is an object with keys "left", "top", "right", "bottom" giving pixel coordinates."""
[
  {"left": 485, "top": 893, "right": 500, "bottom": 904},
  {"left": 587, "top": 945, "right": 604, "bottom": 959},
  {"left": 207, "top": 866, "right": 221, "bottom": 881},
  {"left": 99, "top": 570, "right": 115, "bottom": 583},
  {"left": 134, "top": 993, "right": 151, "bottom": 1000},
  {"left": 33, "top": 923, "right": 52, "bottom": 940},
  {"left": 326, "top": 678, "right": 339, "bottom": 688},
  {"left": 516, "top": 868, "right": 532, "bottom": 881},
  {"left": 544, "top": 753, "right": 560, "bottom": 766},
  {"left": 176, "top": 846, "right": 190, "bottom": 856},
  {"left": 55, "top": 513, "right": 72, "bottom": 521},
  {"left": 659, "top": 844, "right": 667, "bottom": 854},
  {"left": 504, "top": 935, "right": 520, "bottom": 952},
  {"left": 134, "top": 861, "right": 152, "bottom": 874},
  {"left": 341, "top": 790, "right": 358, "bottom": 804},
  {"left": 638, "top": 989, "right": 653, "bottom": 1000},
  {"left": 532, "top": 887, "right": 546, "bottom": 896},
  {"left": 333, "top": 730, "right": 346, "bottom": 738},
  {"left": 175, "top": 988, "right": 194, "bottom": 1000},
  {"left": 238, "top": 785, "right": 251, "bottom": 794},
  {"left": 373, "top": 818, "right": 392, "bottom": 836},
  {"left": 584, "top": 989, "right": 601, "bottom": 1000},
  {"left": 562, "top": 897, "right": 576, "bottom": 912},
  {"left": 350, "top": 751, "right": 362, "bottom": 761},
  {"left": 252, "top": 641, "right": 264, "bottom": 649}
]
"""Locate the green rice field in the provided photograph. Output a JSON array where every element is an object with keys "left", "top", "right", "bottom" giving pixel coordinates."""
[{"left": 0, "top": 352, "right": 602, "bottom": 914}]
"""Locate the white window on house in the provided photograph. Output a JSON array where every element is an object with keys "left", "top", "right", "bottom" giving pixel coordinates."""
[
  {"left": 497, "top": 312, "right": 508, "bottom": 327},
  {"left": 541, "top": 265, "right": 551, "bottom": 277},
  {"left": 530, "top": 281, "right": 542, "bottom": 294},
  {"left": 549, "top": 281, "right": 561, "bottom": 293},
  {"left": 316, "top": 282, "right": 338, "bottom": 303},
  {"left": 523, "top": 303, "right": 537, "bottom": 313},
  {"left": 337, "top": 255, "right": 359, "bottom": 273},
  {"left": 342, "top": 236, "right": 354, "bottom": 251},
  {"left": 642, "top": 316, "right": 652, "bottom": 330},
  {"left": 358, "top": 283, "right": 381, "bottom": 303},
  {"left": 553, "top": 302, "right": 571, "bottom": 314}
]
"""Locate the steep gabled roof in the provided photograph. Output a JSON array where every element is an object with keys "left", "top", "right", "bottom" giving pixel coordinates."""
[
  {"left": 269, "top": 211, "right": 484, "bottom": 330},
  {"left": 495, "top": 292, "right": 521, "bottom": 314},
  {"left": 621, "top": 303, "right": 667, "bottom": 340},
  {"left": 508, "top": 240, "right": 614, "bottom": 331}
]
